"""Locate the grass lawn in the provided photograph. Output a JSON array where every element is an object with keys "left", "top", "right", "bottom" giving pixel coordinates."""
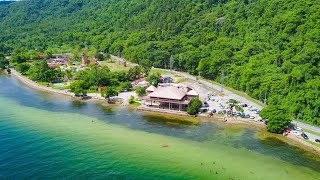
[
  {"left": 99, "top": 61, "right": 131, "bottom": 71},
  {"left": 308, "top": 141, "right": 320, "bottom": 148},
  {"left": 303, "top": 129, "right": 320, "bottom": 137},
  {"left": 130, "top": 101, "right": 141, "bottom": 106},
  {"left": 150, "top": 69, "right": 171, "bottom": 75}
]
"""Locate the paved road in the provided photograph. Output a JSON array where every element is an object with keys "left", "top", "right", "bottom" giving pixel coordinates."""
[{"left": 292, "top": 120, "right": 320, "bottom": 134}]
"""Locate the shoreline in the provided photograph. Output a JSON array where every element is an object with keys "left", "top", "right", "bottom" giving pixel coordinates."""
[
  {"left": 7, "top": 69, "right": 320, "bottom": 154},
  {"left": 10, "top": 69, "right": 74, "bottom": 96}
]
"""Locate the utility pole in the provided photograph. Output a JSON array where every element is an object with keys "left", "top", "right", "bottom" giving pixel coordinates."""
[
  {"left": 169, "top": 55, "right": 174, "bottom": 73},
  {"left": 221, "top": 71, "right": 224, "bottom": 93}
]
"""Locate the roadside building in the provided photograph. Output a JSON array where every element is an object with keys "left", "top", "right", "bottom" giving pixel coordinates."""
[{"left": 142, "top": 84, "right": 199, "bottom": 111}]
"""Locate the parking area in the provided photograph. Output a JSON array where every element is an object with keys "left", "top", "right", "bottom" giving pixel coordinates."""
[
  {"left": 287, "top": 127, "right": 320, "bottom": 144},
  {"left": 204, "top": 93, "right": 263, "bottom": 121}
]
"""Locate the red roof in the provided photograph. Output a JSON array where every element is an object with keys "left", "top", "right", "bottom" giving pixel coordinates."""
[
  {"left": 48, "top": 64, "right": 57, "bottom": 67},
  {"left": 90, "top": 58, "right": 97, "bottom": 63}
]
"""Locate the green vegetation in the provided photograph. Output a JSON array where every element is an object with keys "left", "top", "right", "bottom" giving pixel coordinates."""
[
  {"left": 303, "top": 129, "right": 320, "bottom": 137},
  {"left": 0, "top": 0, "right": 319, "bottom": 125},
  {"left": 27, "top": 61, "right": 63, "bottom": 82},
  {"left": 260, "top": 105, "right": 291, "bottom": 133},
  {"left": 101, "top": 87, "right": 118, "bottom": 99},
  {"left": 135, "top": 87, "right": 146, "bottom": 97},
  {"left": 16, "top": 62, "right": 30, "bottom": 75},
  {"left": 187, "top": 98, "right": 202, "bottom": 115},
  {"left": 128, "top": 95, "right": 135, "bottom": 104},
  {"left": 99, "top": 61, "right": 131, "bottom": 72},
  {"left": 69, "top": 64, "right": 133, "bottom": 96},
  {"left": 146, "top": 73, "right": 161, "bottom": 86},
  {"left": 128, "top": 95, "right": 141, "bottom": 106},
  {"left": 0, "top": 53, "right": 8, "bottom": 69}
]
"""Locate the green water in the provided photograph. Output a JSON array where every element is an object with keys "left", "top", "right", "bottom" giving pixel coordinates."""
[{"left": 0, "top": 75, "right": 319, "bottom": 179}]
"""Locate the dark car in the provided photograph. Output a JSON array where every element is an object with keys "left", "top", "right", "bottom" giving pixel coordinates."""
[
  {"left": 223, "top": 110, "right": 227, "bottom": 114},
  {"left": 315, "top": 139, "right": 320, "bottom": 143},
  {"left": 245, "top": 114, "right": 250, "bottom": 118},
  {"left": 242, "top": 104, "right": 248, "bottom": 107},
  {"left": 212, "top": 109, "right": 217, "bottom": 113},
  {"left": 301, "top": 133, "right": 308, "bottom": 140},
  {"left": 218, "top": 110, "right": 223, "bottom": 114}
]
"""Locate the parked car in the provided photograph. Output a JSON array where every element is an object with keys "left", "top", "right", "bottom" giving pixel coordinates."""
[
  {"left": 218, "top": 110, "right": 223, "bottom": 114},
  {"left": 241, "top": 104, "right": 248, "bottom": 107},
  {"left": 301, "top": 133, "right": 308, "bottom": 139},
  {"left": 223, "top": 110, "right": 227, "bottom": 114},
  {"left": 291, "top": 130, "right": 300, "bottom": 136},
  {"left": 284, "top": 128, "right": 291, "bottom": 133},
  {"left": 250, "top": 116, "right": 255, "bottom": 119},
  {"left": 315, "top": 139, "right": 320, "bottom": 143},
  {"left": 212, "top": 109, "right": 217, "bottom": 113},
  {"left": 245, "top": 114, "right": 250, "bottom": 118}
]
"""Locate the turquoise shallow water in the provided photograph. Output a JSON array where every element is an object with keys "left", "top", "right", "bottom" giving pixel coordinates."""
[{"left": 0, "top": 74, "right": 319, "bottom": 179}]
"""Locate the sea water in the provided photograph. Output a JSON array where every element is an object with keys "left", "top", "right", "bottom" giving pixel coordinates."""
[{"left": 0, "top": 75, "right": 319, "bottom": 179}]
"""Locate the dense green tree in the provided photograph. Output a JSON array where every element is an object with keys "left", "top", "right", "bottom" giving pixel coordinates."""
[
  {"left": 187, "top": 98, "right": 202, "bottom": 115},
  {"left": 16, "top": 62, "right": 30, "bottom": 75},
  {"left": 146, "top": 73, "right": 161, "bottom": 86},
  {"left": 27, "top": 61, "right": 62, "bottom": 82},
  {"left": 127, "top": 66, "right": 144, "bottom": 81},
  {"left": 135, "top": 87, "right": 146, "bottom": 97},
  {"left": 0, "top": 53, "right": 8, "bottom": 69},
  {"left": 11, "top": 54, "right": 26, "bottom": 64},
  {"left": 95, "top": 53, "right": 104, "bottom": 61},
  {"left": 260, "top": 105, "right": 292, "bottom": 133},
  {"left": 101, "top": 87, "right": 118, "bottom": 99}
]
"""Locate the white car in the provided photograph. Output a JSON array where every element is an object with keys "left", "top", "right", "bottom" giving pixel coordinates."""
[
  {"left": 250, "top": 116, "right": 255, "bottom": 119},
  {"left": 291, "top": 131, "right": 300, "bottom": 136}
]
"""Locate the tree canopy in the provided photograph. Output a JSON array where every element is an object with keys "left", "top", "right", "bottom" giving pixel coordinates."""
[
  {"left": 260, "top": 105, "right": 292, "bottom": 133},
  {"left": 0, "top": 0, "right": 319, "bottom": 125},
  {"left": 187, "top": 98, "right": 202, "bottom": 115}
]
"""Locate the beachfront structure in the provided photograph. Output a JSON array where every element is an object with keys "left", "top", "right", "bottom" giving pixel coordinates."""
[{"left": 142, "top": 84, "right": 199, "bottom": 111}]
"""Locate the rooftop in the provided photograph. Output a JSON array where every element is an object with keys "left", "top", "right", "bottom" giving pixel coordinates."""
[{"left": 148, "top": 86, "right": 187, "bottom": 100}]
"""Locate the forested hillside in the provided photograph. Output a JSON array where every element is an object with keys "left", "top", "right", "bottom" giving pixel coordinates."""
[{"left": 0, "top": 0, "right": 319, "bottom": 125}]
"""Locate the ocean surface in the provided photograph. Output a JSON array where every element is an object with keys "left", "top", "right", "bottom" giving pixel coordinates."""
[{"left": 0, "top": 74, "right": 319, "bottom": 179}]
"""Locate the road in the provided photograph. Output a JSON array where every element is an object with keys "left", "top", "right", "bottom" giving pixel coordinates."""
[
  {"left": 110, "top": 55, "right": 320, "bottom": 139},
  {"left": 292, "top": 120, "right": 320, "bottom": 134}
]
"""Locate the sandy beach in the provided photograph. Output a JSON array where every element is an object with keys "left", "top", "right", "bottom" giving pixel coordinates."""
[{"left": 10, "top": 69, "right": 74, "bottom": 96}]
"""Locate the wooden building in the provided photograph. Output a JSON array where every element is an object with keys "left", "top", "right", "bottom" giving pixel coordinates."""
[{"left": 142, "top": 85, "right": 199, "bottom": 111}]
